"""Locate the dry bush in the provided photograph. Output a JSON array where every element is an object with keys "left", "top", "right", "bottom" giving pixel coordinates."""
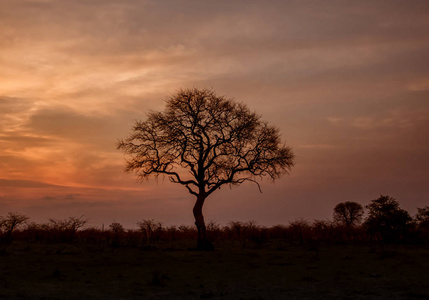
[
  {"left": 267, "top": 225, "right": 289, "bottom": 240},
  {"left": 137, "top": 219, "right": 163, "bottom": 244},
  {"left": 288, "top": 219, "right": 312, "bottom": 244},
  {"left": 206, "top": 220, "right": 222, "bottom": 241},
  {"left": 177, "top": 225, "right": 197, "bottom": 240},
  {"left": 3, "top": 210, "right": 428, "bottom": 248},
  {"left": 226, "top": 221, "right": 244, "bottom": 240},
  {"left": 109, "top": 222, "right": 126, "bottom": 246},
  {"left": 165, "top": 225, "right": 178, "bottom": 240},
  {"left": 43, "top": 216, "right": 88, "bottom": 243},
  {"left": 311, "top": 220, "right": 334, "bottom": 242},
  {"left": 78, "top": 226, "right": 108, "bottom": 245},
  {"left": 20, "top": 222, "right": 45, "bottom": 242}
]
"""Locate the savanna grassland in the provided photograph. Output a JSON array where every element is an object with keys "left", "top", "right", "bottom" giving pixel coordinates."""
[
  {"left": 1, "top": 198, "right": 429, "bottom": 300},
  {"left": 1, "top": 239, "right": 429, "bottom": 300}
]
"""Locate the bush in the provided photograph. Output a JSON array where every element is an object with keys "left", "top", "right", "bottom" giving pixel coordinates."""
[{"left": 365, "top": 195, "right": 412, "bottom": 242}]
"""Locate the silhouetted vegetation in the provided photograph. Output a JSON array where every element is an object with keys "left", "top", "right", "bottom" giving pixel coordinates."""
[
  {"left": 117, "top": 88, "right": 295, "bottom": 249},
  {"left": 1, "top": 195, "right": 429, "bottom": 299},
  {"left": 0, "top": 212, "right": 28, "bottom": 243},
  {"left": 1, "top": 195, "right": 428, "bottom": 247},
  {"left": 365, "top": 195, "right": 412, "bottom": 243},
  {"left": 333, "top": 201, "right": 364, "bottom": 227},
  {"left": 333, "top": 201, "right": 364, "bottom": 241}
]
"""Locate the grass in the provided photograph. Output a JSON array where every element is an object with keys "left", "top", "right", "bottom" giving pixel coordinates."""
[{"left": 0, "top": 241, "right": 428, "bottom": 299}]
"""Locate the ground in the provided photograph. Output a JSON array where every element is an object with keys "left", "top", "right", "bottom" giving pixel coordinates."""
[{"left": 1, "top": 241, "right": 428, "bottom": 299}]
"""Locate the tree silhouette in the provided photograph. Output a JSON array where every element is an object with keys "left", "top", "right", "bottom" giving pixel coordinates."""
[
  {"left": 117, "top": 88, "right": 294, "bottom": 249},
  {"left": 0, "top": 212, "right": 29, "bottom": 242},
  {"left": 109, "top": 222, "right": 125, "bottom": 246},
  {"left": 365, "top": 195, "right": 411, "bottom": 242},
  {"left": 415, "top": 206, "right": 429, "bottom": 241},
  {"left": 333, "top": 201, "right": 364, "bottom": 227},
  {"left": 415, "top": 206, "right": 429, "bottom": 228},
  {"left": 47, "top": 216, "right": 87, "bottom": 242},
  {"left": 137, "top": 219, "right": 163, "bottom": 244}
]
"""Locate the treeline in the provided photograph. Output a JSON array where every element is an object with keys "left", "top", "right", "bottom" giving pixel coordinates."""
[{"left": 1, "top": 195, "right": 428, "bottom": 247}]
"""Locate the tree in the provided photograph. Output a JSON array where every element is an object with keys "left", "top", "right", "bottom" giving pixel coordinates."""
[
  {"left": 47, "top": 216, "right": 88, "bottom": 242},
  {"left": 333, "top": 201, "right": 364, "bottom": 227},
  {"left": 137, "top": 219, "right": 163, "bottom": 244},
  {"left": 415, "top": 206, "right": 429, "bottom": 242},
  {"left": 415, "top": 206, "right": 429, "bottom": 229},
  {"left": 109, "top": 222, "right": 126, "bottom": 246},
  {"left": 0, "top": 212, "right": 29, "bottom": 242},
  {"left": 364, "top": 195, "right": 412, "bottom": 242},
  {"left": 117, "top": 88, "right": 294, "bottom": 249}
]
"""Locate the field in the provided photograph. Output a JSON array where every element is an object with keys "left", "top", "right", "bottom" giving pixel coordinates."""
[{"left": 1, "top": 241, "right": 429, "bottom": 299}]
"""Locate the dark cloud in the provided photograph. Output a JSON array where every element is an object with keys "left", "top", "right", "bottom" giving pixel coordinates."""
[
  {"left": 0, "top": 154, "right": 44, "bottom": 171},
  {"left": 28, "top": 108, "right": 109, "bottom": 140},
  {"left": 42, "top": 193, "right": 81, "bottom": 201},
  {"left": 0, "top": 133, "right": 56, "bottom": 147},
  {"left": 26, "top": 106, "right": 128, "bottom": 147},
  {"left": 0, "top": 179, "right": 61, "bottom": 188},
  {"left": 0, "top": 97, "right": 33, "bottom": 113}
]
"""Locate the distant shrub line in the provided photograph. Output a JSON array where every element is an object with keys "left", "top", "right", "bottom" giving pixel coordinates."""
[
  {"left": 0, "top": 218, "right": 428, "bottom": 248},
  {"left": 1, "top": 195, "right": 428, "bottom": 247}
]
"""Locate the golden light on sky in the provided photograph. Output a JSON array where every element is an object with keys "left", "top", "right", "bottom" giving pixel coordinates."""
[{"left": 1, "top": 0, "right": 429, "bottom": 227}]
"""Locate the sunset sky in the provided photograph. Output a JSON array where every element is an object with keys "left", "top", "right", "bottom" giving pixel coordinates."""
[{"left": 1, "top": 0, "right": 429, "bottom": 228}]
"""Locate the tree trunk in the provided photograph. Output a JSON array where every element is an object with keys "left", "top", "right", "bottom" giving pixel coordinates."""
[{"left": 193, "top": 195, "right": 214, "bottom": 250}]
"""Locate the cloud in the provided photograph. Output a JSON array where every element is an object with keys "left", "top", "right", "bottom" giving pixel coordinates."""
[
  {"left": 0, "top": 97, "right": 33, "bottom": 113},
  {"left": 296, "top": 144, "right": 339, "bottom": 150},
  {"left": 1, "top": 0, "right": 429, "bottom": 225},
  {"left": 42, "top": 193, "right": 81, "bottom": 201},
  {"left": 0, "top": 132, "right": 56, "bottom": 150},
  {"left": 351, "top": 116, "right": 413, "bottom": 130},
  {"left": 27, "top": 107, "right": 113, "bottom": 141},
  {"left": 326, "top": 117, "right": 342, "bottom": 125},
  {"left": 0, "top": 179, "right": 62, "bottom": 188},
  {"left": 0, "top": 97, "right": 36, "bottom": 133}
]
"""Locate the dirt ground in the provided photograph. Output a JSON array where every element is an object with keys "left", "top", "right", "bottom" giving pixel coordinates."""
[{"left": 1, "top": 241, "right": 428, "bottom": 299}]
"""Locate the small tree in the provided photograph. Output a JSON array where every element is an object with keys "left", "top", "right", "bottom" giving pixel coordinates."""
[
  {"left": 333, "top": 201, "right": 364, "bottom": 227},
  {"left": 0, "top": 212, "right": 29, "bottom": 242},
  {"left": 288, "top": 218, "right": 311, "bottom": 244},
  {"left": 365, "top": 195, "right": 412, "bottom": 242},
  {"left": 312, "top": 219, "right": 334, "bottom": 242},
  {"left": 415, "top": 206, "right": 429, "bottom": 229},
  {"left": 415, "top": 206, "right": 429, "bottom": 242},
  {"left": 47, "top": 216, "right": 87, "bottom": 242},
  {"left": 137, "top": 219, "right": 163, "bottom": 244},
  {"left": 118, "top": 88, "right": 294, "bottom": 249},
  {"left": 109, "top": 222, "right": 126, "bottom": 246}
]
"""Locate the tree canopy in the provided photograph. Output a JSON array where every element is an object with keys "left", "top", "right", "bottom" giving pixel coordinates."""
[
  {"left": 333, "top": 201, "right": 364, "bottom": 227},
  {"left": 365, "top": 195, "right": 412, "bottom": 242},
  {"left": 118, "top": 88, "right": 294, "bottom": 195}
]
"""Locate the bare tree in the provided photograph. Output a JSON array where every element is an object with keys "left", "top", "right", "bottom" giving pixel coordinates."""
[
  {"left": 48, "top": 216, "right": 87, "bottom": 232},
  {"left": 47, "top": 216, "right": 88, "bottom": 242},
  {"left": 118, "top": 88, "right": 294, "bottom": 249},
  {"left": 0, "top": 212, "right": 29, "bottom": 242},
  {"left": 137, "top": 219, "right": 163, "bottom": 243},
  {"left": 333, "top": 201, "right": 364, "bottom": 227}
]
